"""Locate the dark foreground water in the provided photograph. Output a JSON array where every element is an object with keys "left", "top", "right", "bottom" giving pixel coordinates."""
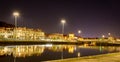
[{"left": 0, "top": 44, "right": 120, "bottom": 62}]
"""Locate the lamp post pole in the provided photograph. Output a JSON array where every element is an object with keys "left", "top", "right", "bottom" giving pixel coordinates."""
[
  {"left": 13, "top": 12, "right": 19, "bottom": 28},
  {"left": 13, "top": 12, "right": 19, "bottom": 39},
  {"left": 60, "top": 19, "right": 66, "bottom": 59},
  {"left": 61, "top": 19, "right": 66, "bottom": 34}
]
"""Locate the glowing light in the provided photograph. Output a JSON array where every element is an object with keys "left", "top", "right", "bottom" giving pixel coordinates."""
[
  {"left": 44, "top": 44, "right": 53, "bottom": 47},
  {"left": 61, "top": 19, "right": 66, "bottom": 34},
  {"left": 61, "top": 19, "right": 66, "bottom": 24},
  {"left": 13, "top": 12, "right": 19, "bottom": 17},
  {"left": 77, "top": 52, "right": 80, "bottom": 57},
  {"left": 4, "top": 35, "right": 8, "bottom": 38},
  {"left": 102, "top": 35, "right": 105, "bottom": 38},
  {"left": 78, "top": 30, "right": 81, "bottom": 34},
  {"left": 108, "top": 33, "right": 111, "bottom": 36},
  {"left": 4, "top": 47, "right": 8, "bottom": 52}
]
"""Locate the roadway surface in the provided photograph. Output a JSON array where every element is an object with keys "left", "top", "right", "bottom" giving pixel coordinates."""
[{"left": 45, "top": 52, "right": 120, "bottom": 62}]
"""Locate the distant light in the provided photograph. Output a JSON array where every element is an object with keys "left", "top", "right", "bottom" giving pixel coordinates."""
[
  {"left": 78, "top": 30, "right": 81, "bottom": 34},
  {"left": 4, "top": 47, "right": 8, "bottom": 52},
  {"left": 4, "top": 35, "right": 8, "bottom": 38},
  {"left": 102, "top": 35, "right": 105, "bottom": 38},
  {"left": 44, "top": 44, "right": 53, "bottom": 47},
  {"left": 13, "top": 12, "right": 19, "bottom": 17},
  {"left": 77, "top": 52, "right": 80, "bottom": 57},
  {"left": 108, "top": 33, "right": 111, "bottom": 36},
  {"left": 61, "top": 19, "right": 66, "bottom": 24},
  {"left": 61, "top": 19, "right": 66, "bottom": 34}
]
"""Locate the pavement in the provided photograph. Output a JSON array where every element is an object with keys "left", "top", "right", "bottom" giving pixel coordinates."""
[{"left": 45, "top": 52, "right": 120, "bottom": 62}]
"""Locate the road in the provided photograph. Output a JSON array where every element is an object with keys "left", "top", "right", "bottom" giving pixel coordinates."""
[{"left": 45, "top": 52, "right": 120, "bottom": 62}]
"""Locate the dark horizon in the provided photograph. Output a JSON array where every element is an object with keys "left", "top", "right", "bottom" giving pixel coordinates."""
[{"left": 0, "top": 0, "right": 120, "bottom": 38}]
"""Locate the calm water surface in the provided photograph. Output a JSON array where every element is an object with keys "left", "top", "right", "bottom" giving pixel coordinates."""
[{"left": 0, "top": 44, "right": 120, "bottom": 62}]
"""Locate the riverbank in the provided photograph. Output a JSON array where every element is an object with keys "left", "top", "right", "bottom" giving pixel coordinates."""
[
  {"left": 45, "top": 52, "right": 120, "bottom": 62},
  {"left": 0, "top": 41, "right": 120, "bottom": 46}
]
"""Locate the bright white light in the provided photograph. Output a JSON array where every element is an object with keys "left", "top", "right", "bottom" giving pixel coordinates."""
[
  {"left": 102, "top": 35, "right": 105, "bottom": 38},
  {"left": 45, "top": 44, "right": 53, "bottom": 47},
  {"left": 108, "top": 33, "right": 111, "bottom": 36},
  {"left": 78, "top": 30, "right": 81, "bottom": 34},
  {"left": 13, "top": 12, "right": 19, "bottom": 17},
  {"left": 77, "top": 52, "right": 80, "bottom": 57},
  {"left": 4, "top": 35, "right": 8, "bottom": 38},
  {"left": 61, "top": 19, "right": 66, "bottom": 24},
  {"left": 4, "top": 47, "right": 8, "bottom": 52}
]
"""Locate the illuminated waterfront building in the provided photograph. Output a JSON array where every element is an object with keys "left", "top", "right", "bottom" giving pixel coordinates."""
[
  {"left": 108, "top": 34, "right": 115, "bottom": 42},
  {"left": 48, "top": 33, "right": 64, "bottom": 41},
  {"left": 77, "top": 37, "right": 84, "bottom": 41},
  {"left": 0, "top": 27, "right": 13, "bottom": 39},
  {"left": 0, "top": 27, "right": 45, "bottom": 41},
  {"left": 0, "top": 27, "right": 119, "bottom": 42},
  {"left": 67, "top": 33, "right": 76, "bottom": 41},
  {"left": 116, "top": 38, "right": 120, "bottom": 41}
]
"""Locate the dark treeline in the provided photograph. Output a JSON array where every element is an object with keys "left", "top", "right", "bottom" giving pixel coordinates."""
[{"left": 0, "top": 21, "right": 14, "bottom": 28}]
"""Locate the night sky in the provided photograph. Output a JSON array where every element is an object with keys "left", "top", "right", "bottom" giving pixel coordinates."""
[{"left": 0, "top": 0, "right": 120, "bottom": 38}]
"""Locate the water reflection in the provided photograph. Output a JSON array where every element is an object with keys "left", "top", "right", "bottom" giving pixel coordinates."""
[
  {"left": 0, "top": 45, "right": 120, "bottom": 61},
  {"left": 0, "top": 45, "right": 44, "bottom": 57}
]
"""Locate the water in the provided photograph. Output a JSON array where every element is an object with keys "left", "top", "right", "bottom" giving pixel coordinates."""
[{"left": 0, "top": 44, "right": 120, "bottom": 62}]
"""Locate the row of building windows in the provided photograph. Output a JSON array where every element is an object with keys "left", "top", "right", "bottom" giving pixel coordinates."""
[{"left": 0, "top": 27, "right": 119, "bottom": 42}]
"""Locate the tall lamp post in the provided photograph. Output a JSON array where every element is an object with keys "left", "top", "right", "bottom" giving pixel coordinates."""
[
  {"left": 61, "top": 19, "right": 66, "bottom": 34},
  {"left": 13, "top": 12, "right": 19, "bottom": 28},
  {"left": 13, "top": 12, "right": 19, "bottom": 39},
  {"left": 60, "top": 19, "right": 66, "bottom": 60}
]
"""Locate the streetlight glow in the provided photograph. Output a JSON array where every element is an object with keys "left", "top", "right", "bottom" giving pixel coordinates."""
[
  {"left": 13, "top": 12, "right": 19, "bottom": 17},
  {"left": 60, "top": 19, "right": 66, "bottom": 59},
  {"left": 13, "top": 11, "right": 19, "bottom": 28},
  {"left": 61, "top": 19, "right": 66, "bottom": 24},
  {"left": 108, "top": 33, "right": 111, "bottom": 36},
  {"left": 61, "top": 19, "right": 66, "bottom": 34},
  {"left": 13, "top": 11, "right": 19, "bottom": 39},
  {"left": 78, "top": 30, "right": 81, "bottom": 34},
  {"left": 102, "top": 35, "right": 105, "bottom": 38},
  {"left": 78, "top": 30, "right": 82, "bottom": 37}
]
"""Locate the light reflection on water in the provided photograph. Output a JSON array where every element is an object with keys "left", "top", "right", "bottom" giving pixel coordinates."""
[{"left": 0, "top": 44, "right": 120, "bottom": 62}]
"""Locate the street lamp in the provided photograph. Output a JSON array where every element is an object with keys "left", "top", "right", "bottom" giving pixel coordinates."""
[
  {"left": 13, "top": 12, "right": 19, "bottom": 28},
  {"left": 78, "top": 30, "right": 81, "bottom": 34},
  {"left": 60, "top": 19, "right": 66, "bottom": 60},
  {"left": 13, "top": 12, "right": 19, "bottom": 39},
  {"left": 108, "top": 33, "right": 111, "bottom": 36},
  {"left": 78, "top": 30, "right": 82, "bottom": 38},
  {"left": 61, "top": 19, "right": 66, "bottom": 34}
]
